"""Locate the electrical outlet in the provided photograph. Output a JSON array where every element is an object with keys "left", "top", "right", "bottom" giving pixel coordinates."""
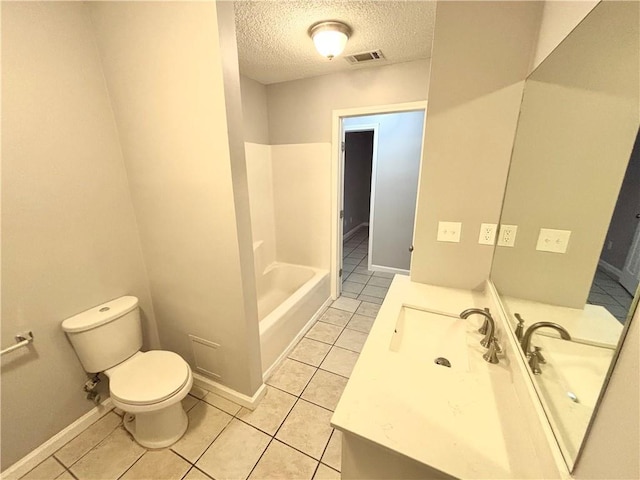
[
  {"left": 536, "top": 228, "right": 571, "bottom": 253},
  {"left": 478, "top": 223, "right": 497, "bottom": 245},
  {"left": 607, "top": 240, "right": 613, "bottom": 250},
  {"left": 497, "top": 225, "right": 518, "bottom": 247},
  {"left": 437, "top": 221, "right": 462, "bottom": 243}
]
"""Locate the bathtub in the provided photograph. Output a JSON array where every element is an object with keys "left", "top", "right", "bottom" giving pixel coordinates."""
[{"left": 257, "top": 262, "right": 330, "bottom": 376}]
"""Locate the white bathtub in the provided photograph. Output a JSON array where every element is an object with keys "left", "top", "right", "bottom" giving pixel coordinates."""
[{"left": 257, "top": 262, "right": 330, "bottom": 376}]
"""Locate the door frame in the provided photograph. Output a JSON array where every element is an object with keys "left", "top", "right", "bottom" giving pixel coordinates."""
[
  {"left": 330, "top": 101, "right": 428, "bottom": 299},
  {"left": 342, "top": 124, "right": 379, "bottom": 274}
]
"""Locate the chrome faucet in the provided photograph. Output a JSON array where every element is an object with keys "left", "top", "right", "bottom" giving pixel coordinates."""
[
  {"left": 460, "top": 308, "right": 500, "bottom": 364},
  {"left": 460, "top": 308, "right": 494, "bottom": 348},
  {"left": 520, "top": 322, "right": 571, "bottom": 375}
]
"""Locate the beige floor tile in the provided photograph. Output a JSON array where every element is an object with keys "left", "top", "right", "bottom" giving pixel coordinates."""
[
  {"left": 356, "top": 294, "right": 383, "bottom": 305},
  {"left": 120, "top": 450, "right": 190, "bottom": 480},
  {"left": 342, "top": 281, "right": 364, "bottom": 295},
  {"left": 301, "top": 370, "right": 348, "bottom": 411},
  {"left": 321, "top": 430, "right": 342, "bottom": 472},
  {"left": 314, "top": 464, "right": 341, "bottom": 480},
  {"left": 171, "top": 402, "right": 232, "bottom": 463},
  {"left": 197, "top": 419, "right": 270, "bottom": 479},
  {"left": 346, "top": 314, "right": 375, "bottom": 333},
  {"left": 305, "top": 322, "right": 343, "bottom": 344},
  {"left": 55, "top": 412, "right": 121, "bottom": 467},
  {"left": 189, "top": 385, "right": 208, "bottom": 399},
  {"left": 335, "top": 329, "right": 368, "bottom": 353},
  {"left": 237, "top": 386, "right": 296, "bottom": 435},
  {"left": 70, "top": 427, "right": 144, "bottom": 480},
  {"left": 203, "top": 392, "right": 242, "bottom": 416},
  {"left": 355, "top": 301, "right": 381, "bottom": 318},
  {"left": 345, "top": 273, "right": 370, "bottom": 285},
  {"left": 340, "top": 291, "right": 358, "bottom": 299},
  {"left": 361, "top": 285, "right": 388, "bottom": 298},
  {"left": 266, "top": 359, "right": 317, "bottom": 396},
  {"left": 320, "top": 347, "right": 359, "bottom": 378},
  {"left": 318, "top": 308, "right": 353, "bottom": 327},
  {"left": 366, "top": 276, "right": 392, "bottom": 288},
  {"left": 20, "top": 457, "right": 65, "bottom": 480},
  {"left": 183, "top": 467, "right": 213, "bottom": 480},
  {"left": 248, "top": 440, "right": 317, "bottom": 480},
  {"left": 372, "top": 271, "right": 394, "bottom": 279},
  {"left": 330, "top": 297, "right": 361, "bottom": 313},
  {"left": 275, "top": 400, "right": 333, "bottom": 460},
  {"left": 55, "top": 470, "right": 75, "bottom": 480},
  {"left": 183, "top": 394, "right": 199, "bottom": 412},
  {"left": 288, "top": 338, "right": 331, "bottom": 366}
]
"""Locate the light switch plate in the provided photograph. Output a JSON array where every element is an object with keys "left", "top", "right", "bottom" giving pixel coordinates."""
[
  {"left": 478, "top": 223, "right": 497, "bottom": 245},
  {"left": 437, "top": 221, "right": 462, "bottom": 243},
  {"left": 497, "top": 225, "right": 518, "bottom": 247},
  {"left": 536, "top": 228, "right": 571, "bottom": 253}
]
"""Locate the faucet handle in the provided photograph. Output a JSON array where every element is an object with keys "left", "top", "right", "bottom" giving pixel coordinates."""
[
  {"left": 482, "top": 338, "right": 500, "bottom": 364},
  {"left": 514, "top": 313, "right": 525, "bottom": 341},
  {"left": 528, "top": 351, "right": 542, "bottom": 375},
  {"left": 533, "top": 346, "right": 546, "bottom": 364}
]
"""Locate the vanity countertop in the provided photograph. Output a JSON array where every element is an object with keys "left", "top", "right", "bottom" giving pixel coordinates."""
[{"left": 331, "top": 275, "right": 550, "bottom": 479}]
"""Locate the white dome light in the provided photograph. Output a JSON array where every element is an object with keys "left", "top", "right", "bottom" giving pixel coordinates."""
[{"left": 309, "top": 21, "right": 352, "bottom": 60}]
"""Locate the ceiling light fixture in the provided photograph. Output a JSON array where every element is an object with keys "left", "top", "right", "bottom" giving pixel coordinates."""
[{"left": 309, "top": 21, "right": 352, "bottom": 60}]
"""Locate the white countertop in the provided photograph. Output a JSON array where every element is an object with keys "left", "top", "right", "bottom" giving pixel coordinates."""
[{"left": 331, "top": 276, "right": 549, "bottom": 479}]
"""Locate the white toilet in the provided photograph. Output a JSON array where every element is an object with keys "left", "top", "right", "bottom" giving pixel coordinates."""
[{"left": 62, "top": 296, "right": 193, "bottom": 448}]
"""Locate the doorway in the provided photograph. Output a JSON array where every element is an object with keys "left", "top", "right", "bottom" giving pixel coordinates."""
[
  {"left": 330, "top": 102, "right": 427, "bottom": 299},
  {"left": 588, "top": 129, "right": 640, "bottom": 323}
]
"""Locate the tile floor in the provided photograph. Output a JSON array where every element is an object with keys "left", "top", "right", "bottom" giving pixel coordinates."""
[
  {"left": 342, "top": 228, "right": 393, "bottom": 305},
  {"left": 587, "top": 266, "right": 634, "bottom": 324},
  {"left": 20, "top": 301, "right": 388, "bottom": 480},
  {"left": 20, "top": 227, "right": 391, "bottom": 480}
]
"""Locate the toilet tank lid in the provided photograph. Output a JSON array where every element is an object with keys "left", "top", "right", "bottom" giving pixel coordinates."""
[{"left": 62, "top": 296, "right": 139, "bottom": 333}]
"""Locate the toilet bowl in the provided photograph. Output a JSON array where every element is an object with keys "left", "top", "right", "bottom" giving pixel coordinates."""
[
  {"left": 61, "top": 296, "right": 193, "bottom": 449},
  {"left": 105, "top": 350, "right": 193, "bottom": 448}
]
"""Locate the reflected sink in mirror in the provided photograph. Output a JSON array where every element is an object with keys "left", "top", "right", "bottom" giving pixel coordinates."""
[
  {"left": 389, "top": 305, "right": 469, "bottom": 372},
  {"left": 532, "top": 336, "right": 615, "bottom": 460}
]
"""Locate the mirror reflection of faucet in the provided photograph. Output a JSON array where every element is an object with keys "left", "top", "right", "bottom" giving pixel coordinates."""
[
  {"left": 520, "top": 322, "right": 572, "bottom": 375},
  {"left": 459, "top": 308, "right": 501, "bottom": 364}
]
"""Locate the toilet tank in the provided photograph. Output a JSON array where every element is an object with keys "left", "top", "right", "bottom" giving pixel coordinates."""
[{"left": 62, "top": 296, "right": 143, "bottom": 373}]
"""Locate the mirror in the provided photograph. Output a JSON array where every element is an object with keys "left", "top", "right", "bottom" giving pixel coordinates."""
[{"left": 490, "top": 1, "right": 639, "bottom": 471}]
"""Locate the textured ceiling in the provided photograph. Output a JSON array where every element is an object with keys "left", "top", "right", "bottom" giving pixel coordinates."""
[{"left": 234, "top": 1, "right": 436, "bottom": 85}]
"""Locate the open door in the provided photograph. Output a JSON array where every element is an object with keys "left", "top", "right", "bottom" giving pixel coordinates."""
[{"left": 620, "top": 214, "right": 640, "bottom": 295}]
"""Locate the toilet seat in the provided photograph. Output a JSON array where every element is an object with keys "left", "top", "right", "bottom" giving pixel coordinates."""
[{"left": 109, "top": 351, "right": 190, "bottom": 406}]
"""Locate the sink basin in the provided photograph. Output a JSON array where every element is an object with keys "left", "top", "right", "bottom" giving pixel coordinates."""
[
  {"left": 535, "top": 336, "right": 614, "bottom": 409},
  {"left": 532, "top": 336, "right": 615, "bottom": 459},
  {"left": 389, "top": 305, "right": 469, "bottom": 371}
]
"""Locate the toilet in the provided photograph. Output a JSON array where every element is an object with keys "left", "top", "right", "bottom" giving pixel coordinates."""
[{"left": 62, "top": 296, "right": 193, "bottom": 448}]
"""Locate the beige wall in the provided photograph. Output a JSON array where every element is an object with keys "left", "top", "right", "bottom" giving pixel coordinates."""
[
  {"left": 491, "top": 1, "right": 639, "bottom": 308},
  {"left": 88, "top": 2, "right": 262, "bottom": 396},
  {"left": 532, "top": 0, "right": 599, "bottom": 72},
  {"left": 267, "top": 60, "right": 430, "bottom": 145},
  {"left": 1, "top": 2, "right": 158, "bottom": 469},
  {"left": 410, "top": 1, "right": 543, "bottom": 290},
  {"left": 272, "top": 144, "right": 332, "bottom": 269},
  {"left": 240, "top": 75, "right": 270, "bottom": 144}
]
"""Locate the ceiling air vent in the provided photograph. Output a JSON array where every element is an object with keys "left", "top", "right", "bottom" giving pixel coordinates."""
[{"left": 344, "top": 50, "right": 386, "bottom": 65}]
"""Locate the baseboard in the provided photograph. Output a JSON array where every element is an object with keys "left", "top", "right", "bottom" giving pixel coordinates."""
[
  {"left": 370, "top": 263, "right": 409, "bottom": 276},
  {"left": 343, "top": 223, "right": 368, "bottom": 241},
  {"left": 598, "top": 259, "right": 623, "bottom": 280},
  {"left": 2, "top": 398, "right": 114, "bottom": 480},
  {"left": 192, "top": 373, "right": 267, "bottom": 411},
  {"left": 262, "top": 296, "right": 333, "bottom": 382}
]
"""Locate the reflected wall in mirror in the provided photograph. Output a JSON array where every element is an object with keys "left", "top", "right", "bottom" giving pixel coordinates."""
[{"left": 490, "top": 1, "right": 639, "bottom": 471}]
